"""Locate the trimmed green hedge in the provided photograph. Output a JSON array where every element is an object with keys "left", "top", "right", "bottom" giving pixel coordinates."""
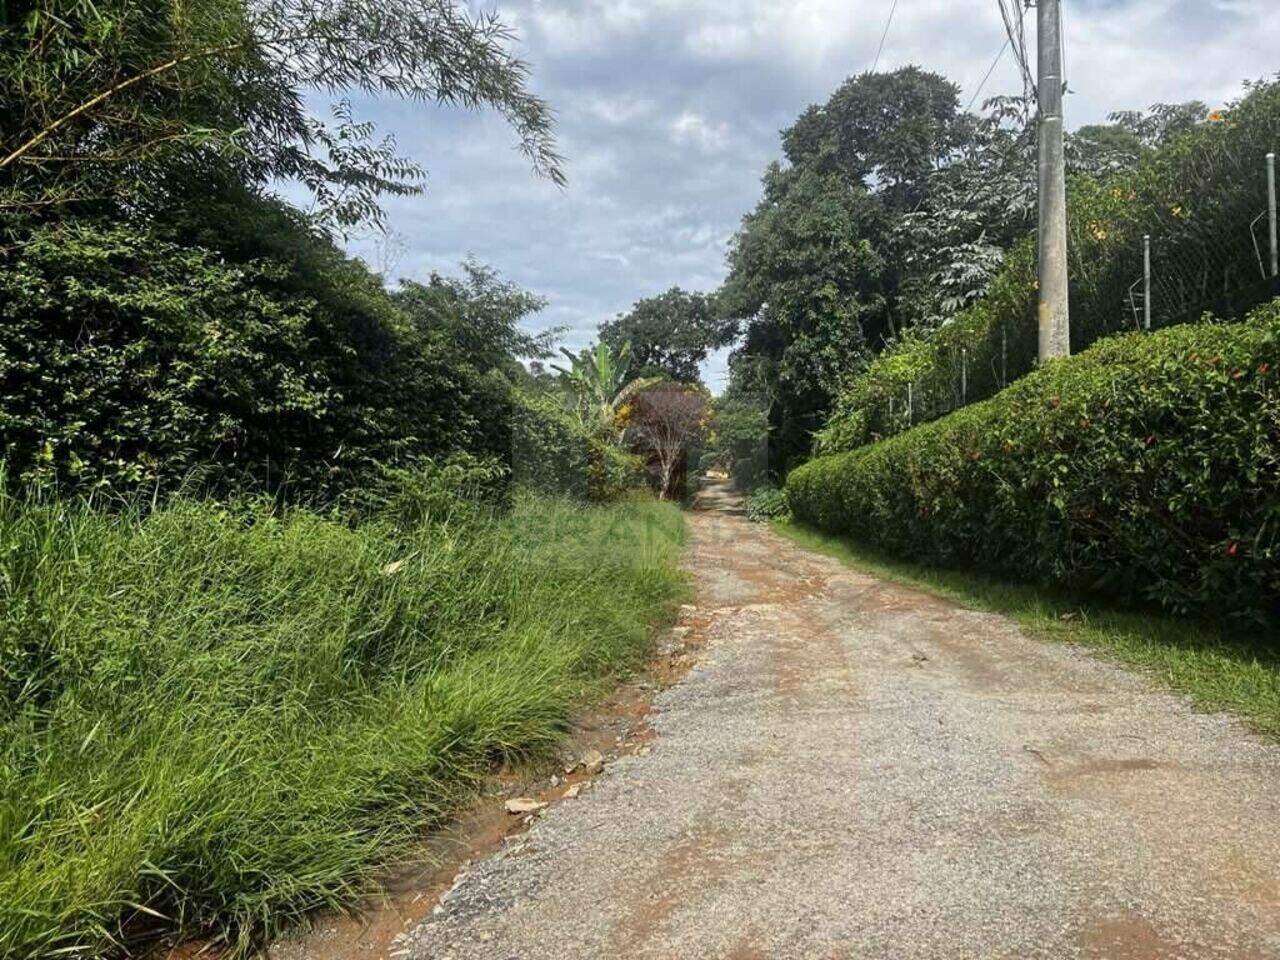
[{"left": 787, "top": 300, "right": 1280, "bottom": 621}]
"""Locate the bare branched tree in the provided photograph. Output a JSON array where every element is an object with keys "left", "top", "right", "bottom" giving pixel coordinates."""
[{"left": 623, "top": 384, "right": 710, "bottom": 500}]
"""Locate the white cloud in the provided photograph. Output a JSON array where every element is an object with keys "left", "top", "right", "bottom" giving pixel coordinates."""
[
  {"left": 670, "top": 110, "right": 731, "bottom": 153},
  {"left": 582, "top": 93, "right": 656, "bottom": 126},
  {"left": 343, "top": 0, "right": 1280, "bottom": 392}
]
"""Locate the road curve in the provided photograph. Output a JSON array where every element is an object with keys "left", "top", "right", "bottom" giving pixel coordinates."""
[{"left": 405, "top": 481, "right": 1280, "bottom": 960}]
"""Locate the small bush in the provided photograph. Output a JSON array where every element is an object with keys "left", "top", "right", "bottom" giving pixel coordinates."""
[
  {"left": 510, "top": 388, "right": 641, "bottom": 502},
  {"left": 788, "top": 300, "right": 1280, "bottom": 621},
  {"left": 745, "top": 486, "right": 792, "bottom": 524}
]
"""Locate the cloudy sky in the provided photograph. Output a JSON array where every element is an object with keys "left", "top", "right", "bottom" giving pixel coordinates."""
[{"left": 329, "top": 0, "right": 1278, "bottom": 390}]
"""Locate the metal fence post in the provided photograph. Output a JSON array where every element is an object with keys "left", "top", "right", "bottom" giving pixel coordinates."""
[
  {"left": 961, "top": 348, "right": 968, "bottom": 404},
  {"left": 1001, "top": 325, "right": 1008, "bottom": 388},
  {"left": 1268, "top": 152, "right": 1278, "bottom": 278},
  {"left": 1143, "top": 235, "right": 1152, "bottom": 331}
]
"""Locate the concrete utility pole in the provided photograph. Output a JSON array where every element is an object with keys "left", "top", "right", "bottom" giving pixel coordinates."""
[{"left": 1037, "top": 0, "right": 1070, "bottom": 359}]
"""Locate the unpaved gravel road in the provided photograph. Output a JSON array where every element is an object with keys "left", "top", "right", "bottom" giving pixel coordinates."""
[{"left": 405, "top": 481, "right": 1280, "bottom": 960}]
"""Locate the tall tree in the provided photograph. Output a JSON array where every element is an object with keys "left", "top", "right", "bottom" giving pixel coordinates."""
[
  {"left": 599, "top": 288, "right": 729, "bottom": 383},
  {"left": 720, "top": 163, "right": 886, "bottom": 472},
  {"left": 394, "top": 259, "right": 555, "bottom": 377},
  {"left": 0, "top": 0, "right": 562, "bottom": 228},
  {"left": 894, "top": 95, "right": 1037, "bottom": 328},
  {"left": 782, "top": 67, "right": 967, "bottom": 212},
  {"left": 718, "top": 68, "right": 1037, "bottom": 473},
  {"left": 1070, "top": 100, "right": 1211, "bottom": 178}
]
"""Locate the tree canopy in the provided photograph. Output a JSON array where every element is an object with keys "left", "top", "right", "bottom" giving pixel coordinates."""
[
  {"left": 599, "top": 288, "right": 730, "bottom": 383},
  {"left": 718, "top": 67, "right": 969, "bottom": 473},
  {"left": 714, "top": 59, "right": 1218, "bottom": 479},
  {"left": 0, "top": 0, "right": 587, "bottom": 504},
  {"left": 394, "top": 260, "right": 556, "bottom": 376},
  {"left": 0, "top": 0, "right": 563, "bottom": 229}
]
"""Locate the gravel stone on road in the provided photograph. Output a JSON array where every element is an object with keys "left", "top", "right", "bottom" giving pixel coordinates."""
[{"left": 404, "top": 481, "right": 1280, "bottom": 960}]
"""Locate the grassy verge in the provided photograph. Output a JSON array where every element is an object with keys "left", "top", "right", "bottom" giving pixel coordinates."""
[
  {"left": 0, "top": 489, "right": 687, "bottom": 959},
  {"left": 775, "top": 521, "right": 1280, "bottom": 739}
]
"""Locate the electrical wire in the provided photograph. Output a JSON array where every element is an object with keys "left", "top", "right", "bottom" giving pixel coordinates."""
[
  {"left": 872, "top": 0, "right": 899, "bottom": 73},
  {"left": 996, "top": 0, "right": 1035, "bottom": 98},
  {"left": 1017, "top": 4, "right": 1034, "bottom": 95},
  {"left": 966, "top": 37, "right": 1010, "bottom": 112}
]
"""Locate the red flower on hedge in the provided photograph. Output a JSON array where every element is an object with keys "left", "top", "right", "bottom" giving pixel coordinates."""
[{"left": 1227, "top": 542, "right": 1239, "bottom": 558}]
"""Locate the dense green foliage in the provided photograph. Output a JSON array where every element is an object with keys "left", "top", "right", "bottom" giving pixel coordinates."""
[
  {"left": 704, "top": 383, "right": 771, "bottom": 487},
  {"left": 815, "top": 239, "right": 1038, "bottom": 453},
  {"left": 392, "top": 261, "right": 557, "bottom": 376},
  {"left": 744, "top": 486, "right": 790, "bottom": 524},
  {"left": 714, "top": 61, "right": 1266, "bottom": 476},
  {"left": 0, "top": 195, "right": 628, "bottom": 506},
  {"left": 511, "top": 387, "right": 640, "bottom": 501},
  {"left": 697, "top": 351, "right": 771, "bottom": 488},
  {"left": 0, "top": 214, "right": 524, "bottom": 499},
  {"left": 551, "top": 340, "right": 653, "bottom": 438},
  {"left": 787, "top": 301, "right": 1280, "bottom": 621},
  {"left": 717, "top": 69, "right": 1037, "bottom": 475},
  {"left": 0, "top": 479, "right": 686, "bottom": 958},
  {"left": 1, "top": 0, "right": 589, "bottom": 506},
  {"left": 819, "top": 79, "right": 1280, "bottom": 453},
  {"left": 1, "top": 0, "right": 561, "bottom": 224},
  {"left": 0, "top": 0, "right": 598, "bottom": 508},
  {"left": 599, "top": 287, "right": 730, "bottom": 383},
  {"left": 719, "top": 161, "right": 886, "bottom": 470}
]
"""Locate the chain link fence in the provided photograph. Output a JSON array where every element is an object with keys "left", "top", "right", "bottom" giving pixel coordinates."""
[{"left": 856, "top": 149, "right": 1280, "bottom": 442}]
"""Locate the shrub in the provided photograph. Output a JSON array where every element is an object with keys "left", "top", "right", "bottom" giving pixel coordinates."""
[
  {"left": 510, "top": 388, "right": 641, "bottom": 502},
  {"left": 0, "top": 217, "right": 512, "bottom": 503},
  {"left": 745, "top": 486, "right": 792, "bottom": 524},
  {"left": 788, "top": 300, "right": 1280, "bottom": 621}
]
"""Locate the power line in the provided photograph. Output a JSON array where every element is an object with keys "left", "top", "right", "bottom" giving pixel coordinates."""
[
  {"left": 966, "top": 37, "right": 1010, "bottom": 112},
  {"left": 872, "top": 0, "right": 899, "bottom": 73},
  {"left": 996, "top": 0, "right": 1035, "bottom": 98}
]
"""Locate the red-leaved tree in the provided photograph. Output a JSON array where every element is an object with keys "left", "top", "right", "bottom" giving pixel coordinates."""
[{"left": 622, "top": 383, "right": 710, "bottom": 500}]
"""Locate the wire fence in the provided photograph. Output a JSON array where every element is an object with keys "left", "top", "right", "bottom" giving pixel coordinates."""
[{"left": 859, "top": 149, "right": 1280, "bottom": 440}]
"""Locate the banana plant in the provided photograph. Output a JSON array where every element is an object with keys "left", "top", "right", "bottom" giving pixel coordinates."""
[{"left": 552, "top": 341, "right": 659, "bottom": 438}]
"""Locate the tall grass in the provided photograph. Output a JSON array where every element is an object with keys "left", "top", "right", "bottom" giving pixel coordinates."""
[{"left": 0, "top": 485, "right": 687, "bottom": 958}]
